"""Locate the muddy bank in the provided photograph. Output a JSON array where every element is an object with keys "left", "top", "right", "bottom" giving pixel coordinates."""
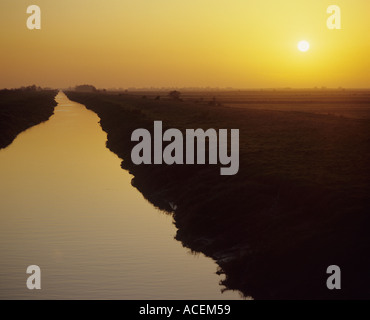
[
  {"left": 0, "top": 89, "right": 58, "bottom": 149},
  {"left": 65, "top": 91, "right": 370, "bottom": 299}
]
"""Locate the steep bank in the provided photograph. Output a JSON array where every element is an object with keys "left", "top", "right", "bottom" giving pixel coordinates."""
[
  {"left": 0, "top": 89, "right": 58, "bottom": 149},
  {"left": 65, "top": 91, "right": 370, "bottom": 299}
]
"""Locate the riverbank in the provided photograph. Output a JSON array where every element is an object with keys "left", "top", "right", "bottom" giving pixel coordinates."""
[
  {"left": 65, "top": 90, "right": 370, "bottom": 299},
  {"left": 0, "top": 89, "right": 58, "bottom": 149}
]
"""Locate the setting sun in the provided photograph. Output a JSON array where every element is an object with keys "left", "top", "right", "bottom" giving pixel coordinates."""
[
  {"left": 1, "top": 1, "right": 369, "bottom": 88},
  {"left": 298, "top": 40, "right": 310, "bottom": 52}
]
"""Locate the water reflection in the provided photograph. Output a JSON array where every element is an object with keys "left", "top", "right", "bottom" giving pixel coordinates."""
[{"left": 0, "top": 92, "right": 242, "bottom": 299}]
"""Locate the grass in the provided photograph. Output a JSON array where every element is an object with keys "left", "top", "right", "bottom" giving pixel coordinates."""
[
  {"left": 65, "top": 90, "right": 370, "bottom": 299},
  {"left": 0, "top": 89, "right": 58, "bottom": 149}
]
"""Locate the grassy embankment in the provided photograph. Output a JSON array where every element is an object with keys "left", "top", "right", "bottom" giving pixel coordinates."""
[
  {"left": 65, "top": 90, "right": 370, "bottom": 299},
  {"left": 0, "top": 89, "right": 58, "bottom": 149}
]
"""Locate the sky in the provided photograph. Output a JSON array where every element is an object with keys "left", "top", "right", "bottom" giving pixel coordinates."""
[{"left": 0, "top": 0, "right": 369, "bottom": 89}]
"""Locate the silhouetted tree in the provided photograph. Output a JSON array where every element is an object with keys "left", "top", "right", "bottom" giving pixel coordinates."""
[
  {"left": 169, "top": 90, "right": 181, "bottom": 101},
  {"left": 75, "top": 85, "right": 97, "bottom": 92}
]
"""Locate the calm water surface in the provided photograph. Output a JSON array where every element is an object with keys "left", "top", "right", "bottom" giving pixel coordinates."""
[{"left": 0, "top": 92, "right": 242, "bottom": 299}]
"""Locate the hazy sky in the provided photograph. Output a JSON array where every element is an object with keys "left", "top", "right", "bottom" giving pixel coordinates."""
[{"left": 1, "top": 0, "right": 369, "bottom": 88}]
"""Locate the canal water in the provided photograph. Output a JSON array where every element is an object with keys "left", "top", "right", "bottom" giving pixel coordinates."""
[{"left": 0, "top": 92, "right": 241, "bottom": 299}]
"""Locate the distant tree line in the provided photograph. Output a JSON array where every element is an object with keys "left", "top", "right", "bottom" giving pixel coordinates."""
[{"left": 0, "top": 85, "right": 45, "bottom": 93}]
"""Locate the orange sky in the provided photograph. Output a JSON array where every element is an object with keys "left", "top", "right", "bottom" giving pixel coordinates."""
[{"left": 0, "top": 0, "right": 369, "bottom": 89}]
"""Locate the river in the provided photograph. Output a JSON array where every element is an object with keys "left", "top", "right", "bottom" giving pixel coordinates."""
[{"left": 0, "top": 91, "right": 242, "bottom": 299}]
